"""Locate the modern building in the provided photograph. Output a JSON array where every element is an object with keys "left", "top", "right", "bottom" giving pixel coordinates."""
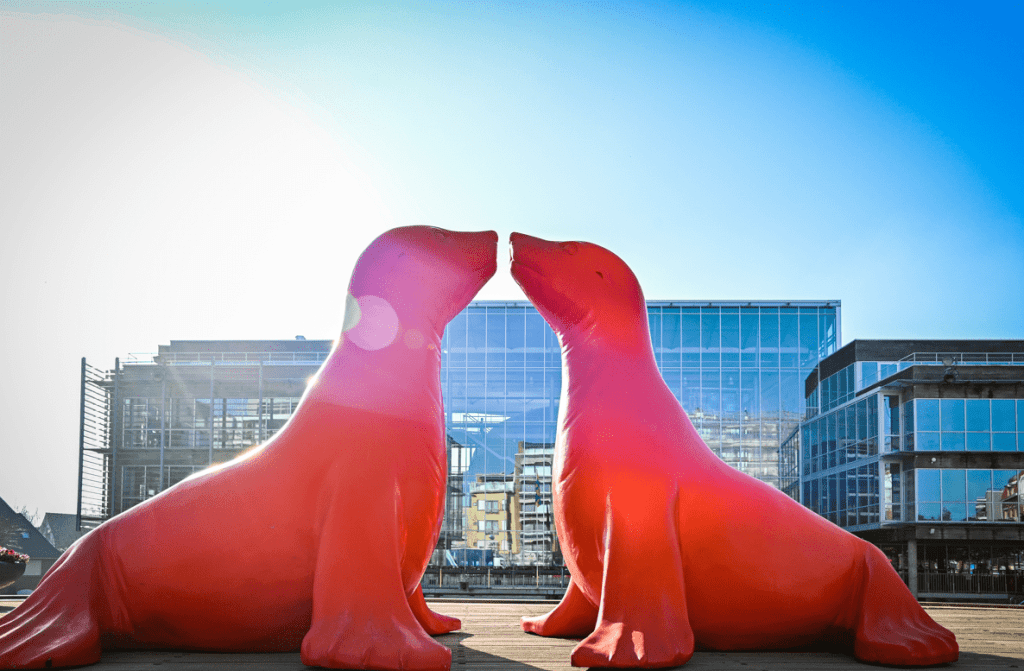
[
  {"left": 78, "top": 340, "right": 331, "bottom": 529},
  {"left": 796, "top": 340, "right": 1024, "bottom": 601},
  {"left": 80, "top": 299, "right": 841, "bottom": 566}
]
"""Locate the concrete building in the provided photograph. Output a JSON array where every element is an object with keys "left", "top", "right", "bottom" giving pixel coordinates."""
[{"left": 795, "top": 340, "right": 1024, "bottom": 601}]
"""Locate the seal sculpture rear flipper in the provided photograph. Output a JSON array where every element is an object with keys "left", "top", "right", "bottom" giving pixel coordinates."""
[
  {"left": 409, "top": 585, "right": 461, "bottom": 636},
  {"left": 521, "top": 579, "right": 597, "bottom": 638},
  {"left": 571, "top": 491, "right": 694, "bottom": 669},
  {"left": 0, "top": 537, "right": 104, "bottom": 669},
  {"left": 851, "top": 547, "right": 959, "bottom": 666}
]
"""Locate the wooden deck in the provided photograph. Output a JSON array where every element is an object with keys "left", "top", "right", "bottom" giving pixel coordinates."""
[{"left": 1, "top": 599, "right": 1021, "bottom": 669}]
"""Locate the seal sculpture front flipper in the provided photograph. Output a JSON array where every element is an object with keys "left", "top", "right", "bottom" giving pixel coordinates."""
[
  {"left": 521, "top": 579, "right": 596, "bottom": 638},
  {"left": 570, "top": 488, "right": 694, "bottom": 668},
  {"left": 0, "top": 226, "right": 497, "bottom": 670},
  {"left": 509, "top": 232, "right": 958, "bottom": 668},
  {"left": 408, "top": 585, "right": 462, "bottom": 636}
]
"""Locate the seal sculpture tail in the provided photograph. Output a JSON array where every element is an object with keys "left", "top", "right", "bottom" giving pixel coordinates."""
[{"left": 0, "top": 533, "right": 107, "bottom": 669}]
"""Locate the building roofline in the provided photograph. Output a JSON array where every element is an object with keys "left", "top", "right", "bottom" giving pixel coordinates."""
[{"left": 807, "top": 339, "right": 1024, "bottom": 396}]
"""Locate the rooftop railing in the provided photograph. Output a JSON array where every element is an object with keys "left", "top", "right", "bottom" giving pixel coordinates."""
[
  {"left": 126, "top": 351, "right": 331, "bottom": 366},
  {"left": 899, "top": 352, "right": 1024, "bottom": 365}
]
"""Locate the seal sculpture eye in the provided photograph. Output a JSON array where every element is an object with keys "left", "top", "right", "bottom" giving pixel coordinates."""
[
  {"left": 595, "top": 271, "right": 604, "bottom": 280},
  {"left": 561, "top": 242, "right": 579, "bottom": 255}
]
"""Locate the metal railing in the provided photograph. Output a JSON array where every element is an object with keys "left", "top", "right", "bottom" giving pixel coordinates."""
[
  {"left": 421, "top": 567, "right": 570, "bottom": 598},
  {"left": 899, "top": 352, "right": 1024, "bottom": 365},
  {"left": 908, "top": 571, "right": 1024, "bottom": 596},
  {"left": 126, "top": 352, "right": 331, "bottom": 366}
]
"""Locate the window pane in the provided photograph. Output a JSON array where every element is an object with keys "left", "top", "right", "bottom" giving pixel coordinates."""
[
  {"left": 761, "top": 371, "right": 780, "bottom": 416},
  {"left": 940, "top": 399, "right": 965, "bottom": 431},
  {"left": 917, "top": 399, "right": 939, "bottom": 431},
  {"left": 941, "top": 469, "right": 966, "bottom": 502},
  {"left": 941, "top": 432, "right": 965, "bottom": 451},
  {"left": 799, "top": 311, "right": 818, "bottom": 368},
  {"left": 966, "top": 399, "right": 990, "bottom": 431},
  {"left": 918, "top": 469, "right": 940, "bottom": 501},
  {"left": 917, "top": 432, "right": 939, "bottom": 451},
  {"left": 918, "top": 501, "right": 941, "bottom": 521},
  {"left": 780, "top": 312, "right": 798, "bottom": 367},
  {"left": 943, "top": 503, "right": 967, "bottom": 522},
  {"left": 993, "top": 433, "right": 1017, "bottom": 451},
  {"left": 648, "top": 309, "right": 661, "bottom": 351},
  {"left": 680, "top": 311, "right": 700, "bottom": 366},
  {"left": 700, "top": 308, "right": 720, "bottom": 348},
  {"left": 760, "top": 310, "right": 779, "bottom": 356},
  {"left": 663, "top": 311, "right": 681, "bottom": 350},
  {"left": 992, "top": 399, "right": 1016, "bottom": 431},
  {"left": 966, "top": 470, "right": 992, "bottom": 502},
  {"left": 966, "top": 433, "right": 990, "bottom": 451},
  {"left": 721, "top": 313, "right": 739, "bottom": 351},
  {"left": 740, "top": 309, "right": 758, "bottom": 355}
]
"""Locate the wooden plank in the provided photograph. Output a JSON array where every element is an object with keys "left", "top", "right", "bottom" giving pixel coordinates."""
[{"left": 1, "top": 600, "right": 1021, "bottom": 668}]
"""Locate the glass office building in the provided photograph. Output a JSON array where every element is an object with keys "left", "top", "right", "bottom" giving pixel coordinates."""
[
  {"left": 797, "top": 340, "right": 1024, "bottom": 601},
  {"left": 440, "top": 300, "right": 839, "bottom": 564},
  {"left": 80, "top": 300, "right": 841, "bottom": 566}
]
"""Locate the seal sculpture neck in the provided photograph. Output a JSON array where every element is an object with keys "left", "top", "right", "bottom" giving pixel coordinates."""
[
  {"left": 306, "top": 226, "right": 498, "bottom": 425},
  {"left": 308, "top": 321, "right": 445, "bottom": 424}
]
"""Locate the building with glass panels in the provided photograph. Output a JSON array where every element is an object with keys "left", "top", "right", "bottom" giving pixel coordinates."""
[
  {"left": 80, "top": 299, "right": 841, "bottom": 567},
  {"left": 77, "top": 340, "right": 331, "bottom": 529},
  {"left": 439, "top": 300, "right": 839, "bottom": 564},
  {"left": 797, "top": 340, "right": 1024, "bottom": 601}
]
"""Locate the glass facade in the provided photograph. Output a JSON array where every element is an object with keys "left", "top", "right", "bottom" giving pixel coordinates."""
[
  {"left": 83, "top": 305, "right": 842, "bottom": 563},
  {"left": 803, "top": 388, "right": 1024, "bottom": 528},
  {"left": 799, "top": 342, "right": 1024, "bottom": 599},
  {"left": 441, "top": 300, "right": 839, "bottom": 564}
]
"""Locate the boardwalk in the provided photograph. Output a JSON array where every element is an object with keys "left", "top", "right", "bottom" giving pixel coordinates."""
[{"left": 1, "top": 599, "right": 1021, "bottom": 669}]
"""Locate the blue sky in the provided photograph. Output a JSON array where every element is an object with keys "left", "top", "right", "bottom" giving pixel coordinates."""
[{"left": 1, "top": 1, "right": 1021, "bottom": 517}]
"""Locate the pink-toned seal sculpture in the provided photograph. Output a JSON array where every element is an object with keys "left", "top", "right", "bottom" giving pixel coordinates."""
[
  {"left": 0, "top": 226, "right": 498, "bottom": 670},
  {"left": 509, "top": 232, "right": 958, "bottom": 668}
]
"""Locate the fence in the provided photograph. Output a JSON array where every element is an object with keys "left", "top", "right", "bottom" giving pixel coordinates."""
[
  {"left": 421, "top": 566, "right": 571, "bottom": 599},
  {"left": 914, "top": 571, "right": 1023, "bottom": 598}
]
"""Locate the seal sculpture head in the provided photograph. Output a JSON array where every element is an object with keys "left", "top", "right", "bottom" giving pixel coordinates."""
[
  {"left": 509, "top": 232, "right": 647, "bottom": 348},
  {"left": 0, "top": 225, "right": 497, "bottom": 671},
  {"left": 348, "top": 226, "right": 499, "bottom": 340},
  {"left": 510, "top": 231, "right": 958, "bottom": 668}
]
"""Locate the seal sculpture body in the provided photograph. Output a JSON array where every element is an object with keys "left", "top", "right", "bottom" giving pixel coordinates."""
[
  {"left": 0, "top": 226, "right": 498, "bottom": 670},
  {"left": 509, "top": 232, "right": 958, "bottom": 668}
]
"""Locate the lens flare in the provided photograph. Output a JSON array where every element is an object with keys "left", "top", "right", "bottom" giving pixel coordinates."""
[{"left": 343, "top": 294, "right": 400, "bottom": 351}]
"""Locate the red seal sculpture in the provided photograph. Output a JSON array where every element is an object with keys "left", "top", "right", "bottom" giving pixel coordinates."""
[
  {"left": 0, "top": 226, "right": 497, "bottom": 670},
  {"left": 509, "top": 232, "right": 958, "bottom": 668}
]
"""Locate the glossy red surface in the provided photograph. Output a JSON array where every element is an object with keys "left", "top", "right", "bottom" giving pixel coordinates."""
[
  {"left": 510, "top": 232, "right": 958, "bottom": 668},
  {"left": 0, "top": 226, "right": 497, "bottom": 670}
]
